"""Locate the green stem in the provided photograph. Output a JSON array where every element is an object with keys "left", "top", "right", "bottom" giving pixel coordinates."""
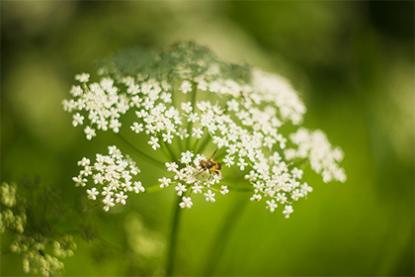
[
  {"left": 116, "top": 134, "right": 165, "bottom": 168},
  {"left": 166, "top": 195, "right": 182, "bottom": 276},
  {"left": 203, "top": 196, "right": 248, "bottom": 276},
  {"left": 227, "top": 184, "right": 253, "bottom": 193},
  {"left": 145, "top": 184, "right": 164, "bottom": 193},
  {"left": 195, "top": 132, "right": 212, "bottom": 154},
  {"left": 162, "top": 141, "right": 177, "bottom": 162},
  {"left": 186, "top": 83, "right": 198, "bottom": 150}
]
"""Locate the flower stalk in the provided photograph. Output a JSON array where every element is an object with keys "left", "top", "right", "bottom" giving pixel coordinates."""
[
  {"left": 117, "top": 134, "right": 165, "bottom": 168},
  {"left": 166, "top": 195, "right": 183, "bottom": 276},
  {"left": 203, "top": 196, "right": 248, "bottom": 275}
]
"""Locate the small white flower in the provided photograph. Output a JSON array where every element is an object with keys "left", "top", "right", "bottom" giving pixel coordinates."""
[
  {"left": 133, "top": 181, "right": 145, "bottom": 193},
  {"left": 148, "top": 136, "right": 160, "bottom": 150},
  {"left": 72, "top": 176, "right": 86, "bottom": 187},
  {"left": 181, "top": 102, "right": 193, "bottom": 113},
  {"left": 192, "top": 184, "right": 202, "bottom": 194},
  {"left": 227, "top": 99, "right": 239, "bottom": 111},
  {"left": 250, "top": 194, "right": 262, "bottom": 201},
  {"left": 70, "top": 85, "right": 83, "bottom": 97},
  {"left": 180, "top": 80, "right": 192, "bottom": 94},
  {"left": 77, "top": 157, "right": 90, "bottom": 167},
  {"left": 179, "top": 196, "right": 193, "bottom": 208},
  {"left": 161, "top": 92, "right": 172, "bottom": 103},
  {"left": 84, "top": 126, "right": 96, "bottom": 140},
  {"left": 115, "top": 192, "right": 128, "bottom": 205},
  {"left": 175, "top": 183, "right": 187, "bottom": 196},
  {"left": 282, "top": 205, "right": 294, "bottom": 218},
  {"left": 276, "top": 193, "right": 287, "bottom": 204},
  {"left": 220, "top": 185, "right": 229, "bottom": 195},
  {"left": 75, "top": 73, "right": 90, "bottom": 83},
  {"left": 72, "top": 113, "right": 84, "bottom": 127},
  {"left": 237, "top": 158, "right": 248, "bottom": 171},
  {"left": 291, "top": 168, "right": 303, "bottom": 179},
  {"left": 162, "top": 132, "right": 173, "bottom": 144},
  {"left": 93, "top": 174, "right": 104, "bottom": 185},
  {"left": 131, "top": 122, "right": 143, "bottom": 133},
  {"left": 204, "top": 190, "right": 216, "bottom": 202},
  {"left": 192, "top": 128, "right": 203, "bottom": 138},
  {"left": 159, "top": 177, "right": 171, "bottom": 188},
  {"left": 110, "top": 119, "right": 121, "bottom": 133},
  {"left": 266, "top": 200, "right": 277, "bottom": 213},
  {"left": 166, "top": 162, "right": 178, "bottom": 172},
  {"left": 103, "top": 196, "right": 114, "bottom": 211},
  {"left": 180, "top": 151, "right": 193, "bottom": 164},
  {"left": 223, "top": 155, "right": 234, "bottom": 167}
]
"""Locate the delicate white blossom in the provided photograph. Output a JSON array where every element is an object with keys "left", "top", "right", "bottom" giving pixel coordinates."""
[
  {"left": 159, "top": 177, "right": 172, "bottom": 188},
  {"left": 73, "top": 145, "right": 143, "bottom": 211},
  {"left": 282, "top": 205, "right": 294, "bottom": 218},
  {"left": 161, "top": 151, "right": 226, "bottom": 207},
  {"left": 66, "top": 42, "right": 346, "bottom": 217},
  {"left": 285, "top": 128, "right": 346, "bottom": 183},
  {"left": 180, "top": 80, "right": 192, "bottom": 94},
  {"left": 75, "top": 73, "right": 90, "bottom": 83},
  {"left": 179, "top": 196, "right": 193, "bottom": 208}
]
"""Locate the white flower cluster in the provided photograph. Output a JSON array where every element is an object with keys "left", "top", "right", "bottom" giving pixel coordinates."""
[
  {"left": 65, "top": 42, "right": 346, "bottom": 217},
  {"left": 285, "top": 128, "right": 346, "bottom": 183},
  {"left": 160, "top": 151, "right": 229, "bottom": 208},
  {"left": 252, "top": 69, "right": 305, "bottom": 124},
  {"left": 63, "top": 75, "right": 129, "bottom": 140},
  {"left": 246, "top": 152, "right": 313, "bottom": 218},
  {"left": 73, "top": 145, "right": 144, "bottom": 211}
]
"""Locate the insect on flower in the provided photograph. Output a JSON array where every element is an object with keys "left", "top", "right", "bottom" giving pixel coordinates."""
[
  {"left": 199, "top": 159, "right": 222, "bottom": 175},
  {"left": 198, "top": 150, "right": 222, "bottom": 175},
  {"left": 65, "top": 42, "right": 347, "bottom": 217}
]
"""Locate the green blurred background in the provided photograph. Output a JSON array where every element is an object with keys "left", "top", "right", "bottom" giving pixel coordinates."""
[{"left": 1, "top": 1, "right": 414, "bottom": 276}]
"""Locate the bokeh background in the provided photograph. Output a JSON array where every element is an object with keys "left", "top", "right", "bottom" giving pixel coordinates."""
[{"left": 1, "top": 1, "right": 414, "bottom": 276}]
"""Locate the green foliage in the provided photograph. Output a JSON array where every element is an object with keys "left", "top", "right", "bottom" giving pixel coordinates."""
[
  {"left": 102, "top": 41, "right": 251, "bottom": 84},
  {"left": 1, "top": 1, "right": 413, "bottom": 276},
  {"left": 1, "top": 181, "right": 77, "bottom": 276}
]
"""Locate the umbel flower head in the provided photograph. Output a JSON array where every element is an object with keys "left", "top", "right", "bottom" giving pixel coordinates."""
[
  {"left": 73, "top": 145, "right": 144, "bottom": 211},
  {"left": 64, "top": 42, "right": 346, "bottom": 218}
]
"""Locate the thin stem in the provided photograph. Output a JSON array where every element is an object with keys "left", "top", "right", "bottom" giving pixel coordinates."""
[
  {"left": 116, "top": 134, "right": 165, "bottom": 168},
  {"left": 227, "top": 184, "right": 252, "bottom": 193},
  {"left": 166, "top": 195, "right": 182, "bottom": 276},
  {"left": 214, "top": 148, "right": 227, "bottom": 161},
  {"left": 203, "top": 196, "right": 248, "bottom": 276},
  {"left": 195, "top": 132, "right": 212, "bottom": 154},
  {"left": 186, "top": 83, "right": 198, "bottom": 150},
  {"left": 162, "top": 141, "right": 177, "bottom": 162},
  {"left": 145, "top": 184, "right": 164, "bottom": 193}
]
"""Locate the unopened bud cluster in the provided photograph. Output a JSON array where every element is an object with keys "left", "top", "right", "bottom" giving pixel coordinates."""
[{"left": 0, "top": 182, "right": 76, "bottom": 276}]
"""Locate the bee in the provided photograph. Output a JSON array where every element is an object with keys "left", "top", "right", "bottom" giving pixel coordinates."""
[
  {"left": 199, "top": 159, "right": 222, "bottom": 175},
  {"left": 198, "top": 150, "right": 222, "bottom": 175}
]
